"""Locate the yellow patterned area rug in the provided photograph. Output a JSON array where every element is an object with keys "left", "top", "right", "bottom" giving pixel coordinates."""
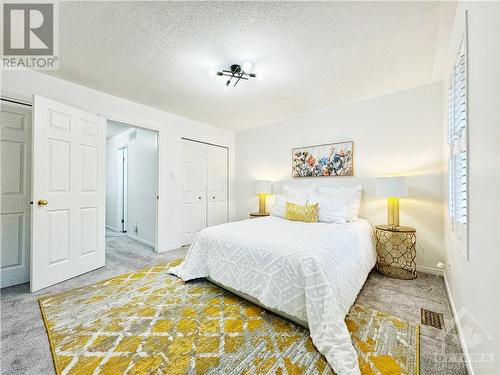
[{"left": 39, "top": 259, "right": 419, "bottom": 375}]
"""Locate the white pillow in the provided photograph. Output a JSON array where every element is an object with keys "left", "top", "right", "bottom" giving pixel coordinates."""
[
  {"left": 270, "top": 194, "right": 307, "bottom": 218},
  {"left": 308, "top": 193, "right": 347, "bottom": 224},
  {"left": 317, "top": 185, "right": 362, "bottom": 222},
  {"left": 282, "top": 184, "right": 318, "bottom": 203}
]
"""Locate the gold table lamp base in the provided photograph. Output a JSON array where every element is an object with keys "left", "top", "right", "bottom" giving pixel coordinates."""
[
  {"left": 387, "top": 197, "right": 400, "bottom": 227},
  {"left": 258, "top": 194, "right": 267, "bottom": 215}
]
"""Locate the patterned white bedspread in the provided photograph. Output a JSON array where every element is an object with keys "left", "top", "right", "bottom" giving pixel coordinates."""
[{"left": 168, "top": 216, "right": 376, "bottom": 375}]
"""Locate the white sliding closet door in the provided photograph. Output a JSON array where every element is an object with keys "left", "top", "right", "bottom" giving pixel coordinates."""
[
  {"left": 207, "top": 145, "right": 228, "bottom": 227},
  {"left": 181, "top": 139, "right": 228, "bottom": 246},
  {"left": 182, "top": 140, "right": 207, "bottom": 245}
]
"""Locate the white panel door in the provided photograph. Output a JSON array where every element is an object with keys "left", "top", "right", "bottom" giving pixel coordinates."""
[
  {"left": 31, "top": 95, "right": 106, "bottom": 292},
  {"left": 207, "top": 145, "right": 228, "bottom": 227},
  {"left": 181, "top": 140, "right": 206, "bottom": 245},
  {"left": 1, "top": 102, "right": 32, "bottom": 287}
]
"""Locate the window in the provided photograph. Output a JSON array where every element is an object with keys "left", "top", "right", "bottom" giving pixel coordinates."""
[{"left": 448, "top": 32, "right": 468, "bottom": 252}]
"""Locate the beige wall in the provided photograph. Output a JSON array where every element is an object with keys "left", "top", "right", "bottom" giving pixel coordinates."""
[
  {"left": 235, "top": 82, "right": 445, "bottom": 270},
  {"left": 442, "top": 3, "right": 500, "bottom": 374}
]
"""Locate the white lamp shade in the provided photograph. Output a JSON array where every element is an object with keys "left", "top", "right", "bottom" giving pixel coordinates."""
[
  {"left": 254, "top": 180, "right": 272, "bottom": 194},
  {"left": 376, "top": 176, "right": 408, "bottom": 198}
]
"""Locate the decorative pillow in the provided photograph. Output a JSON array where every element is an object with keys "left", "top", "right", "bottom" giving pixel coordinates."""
[
  {"left": 270, "top": 195, "right": 286, "bottom": 217},
  {"left": 317, "top": 185, "right": 362, "bottom": 222},
  {"left": 282, "top": 184, "right": 318, "bottom": 205},
  {"left": 308, "top": 193, "right": 348, "bottom": 224},
  {"left": 285, "top": 202, "right": 319, "bottom": 223},
  {"left": 270, "top": 195, "right": 304, "bottom": 218},
  {"left": 339, "top": 185, "right": 362, "bottom": 221}
]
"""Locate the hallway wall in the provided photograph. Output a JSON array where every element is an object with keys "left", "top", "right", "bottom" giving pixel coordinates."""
[{"left": 106, "top": 127, "right": 157, "bottom": 246}]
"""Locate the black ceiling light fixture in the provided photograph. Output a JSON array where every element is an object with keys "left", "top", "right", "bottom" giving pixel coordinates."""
[{"left": 208, "top": 62, "right": 257, "bottom": 88}]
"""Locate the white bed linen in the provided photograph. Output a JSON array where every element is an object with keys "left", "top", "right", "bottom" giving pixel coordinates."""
[{"left": 168, "top": 216, "right": 376, "bottom": 375}]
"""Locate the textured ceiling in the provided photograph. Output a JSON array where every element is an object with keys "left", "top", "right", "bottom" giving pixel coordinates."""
[{"left": 47, "top": 1, "right": 456, "bottom": 131}]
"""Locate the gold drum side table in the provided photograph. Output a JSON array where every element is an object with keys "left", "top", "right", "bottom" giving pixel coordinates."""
[{"left": 375, "top": 225, "right": 416, "bottom": 279}]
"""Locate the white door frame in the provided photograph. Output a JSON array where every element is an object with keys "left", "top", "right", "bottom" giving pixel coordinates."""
[{"left": 106, "top": 119, "right": 159, "bottom": 252}]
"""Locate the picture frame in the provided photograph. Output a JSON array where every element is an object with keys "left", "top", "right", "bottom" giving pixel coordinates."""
[{"left": 292, "top": 141, "right": 354, "bottom": 177}]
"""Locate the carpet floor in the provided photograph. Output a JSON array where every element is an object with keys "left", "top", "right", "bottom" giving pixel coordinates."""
[{"left": 1, "top": 236, "right": 466, "bottom": 374}]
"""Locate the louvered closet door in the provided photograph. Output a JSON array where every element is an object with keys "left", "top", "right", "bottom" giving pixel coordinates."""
[
  {"left": 181, "top": 140, "right": 207, "bottom": 245},
  {"left": 207, "top": 145, "right": 228, "bottom": 227}
]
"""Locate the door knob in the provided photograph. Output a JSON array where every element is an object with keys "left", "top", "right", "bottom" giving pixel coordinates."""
[
  {"left": 37, "top": 199, "right": 48, "bottom": 206},
  {"left": 198, "top": 196, "right": 202, "bottom": 200},
  {"left": 212, "top": 196, "right": 216, "bottom": 199}
]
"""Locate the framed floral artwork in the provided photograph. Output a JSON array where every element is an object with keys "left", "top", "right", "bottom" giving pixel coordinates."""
[{"left": 292, "top": 141, "right": 354, "bottom": 177}]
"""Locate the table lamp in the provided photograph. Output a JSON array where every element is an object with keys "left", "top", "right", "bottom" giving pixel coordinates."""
[
  {"left": 376, "top": 176, "right": 408, "bottom": 227},
  {"left": 254, "top": 180, "right": 272, "bottom": 214}
]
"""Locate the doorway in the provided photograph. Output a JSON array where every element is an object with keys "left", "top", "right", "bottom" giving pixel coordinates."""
[
  {"left": 105, "top": 120, "right": 158, "bottom": 251},
  {"left": 1, "top": 96, "right": 161, "bottom": 290},
  {"left": 118, "top": 146, "right": 128, "bottom": 233}
]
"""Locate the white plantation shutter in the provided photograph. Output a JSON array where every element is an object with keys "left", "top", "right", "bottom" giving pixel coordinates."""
[
  {"left": 448, "top": 34, "right": 468, "bottom": 248},
  {"left": 447, "top": 86, "right": 455, "bottom": 220}
]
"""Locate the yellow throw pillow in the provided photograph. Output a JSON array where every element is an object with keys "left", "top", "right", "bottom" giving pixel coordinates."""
[{"left": 285, "top": 202, "right": 319, "bottom": 223}]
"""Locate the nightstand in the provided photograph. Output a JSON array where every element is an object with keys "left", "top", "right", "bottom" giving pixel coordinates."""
[
  {"left": 250, "top": 212, "right": 270, "bottom": 219},
  {"left": 375, "top": 225, "right": 416, "bottom": 280}
]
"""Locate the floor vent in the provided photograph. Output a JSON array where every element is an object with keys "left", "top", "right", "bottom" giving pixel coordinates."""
[{"left": 421, "top": 308, "right": 444, "bottom": 329}]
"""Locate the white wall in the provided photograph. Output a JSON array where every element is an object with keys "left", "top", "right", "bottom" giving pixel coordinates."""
[
  {"left": 442, "top": 3, "right": 500, "bottom": 374},
  {"left": 106, "top": 127, "right": 158, "bottom": 247},
  {"left": 105, "top": 129, "right": 129, "bottom": 232},
  {"left": 127, "top": 128, "right": 157, "bottom": 246},
  {"left": 235, "top": 82, "right": 445, "bottom": 270},
  {"left": 1, "top": 70, "right": 236, "bottom": 252}
]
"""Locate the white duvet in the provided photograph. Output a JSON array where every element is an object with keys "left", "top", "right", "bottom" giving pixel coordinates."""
[{"left": 168, "top": 216, "right": 376, "bottom": 375}]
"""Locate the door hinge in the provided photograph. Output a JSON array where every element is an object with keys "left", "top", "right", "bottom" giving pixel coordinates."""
[
  {"left": 157, "top": 195, "right": 159, "bottom": 200},
  {"left": 121, "top": 219, "right": 124, "bottom": 223}
]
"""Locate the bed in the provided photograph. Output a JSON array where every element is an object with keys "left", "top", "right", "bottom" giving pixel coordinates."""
[{"left": 168, "top": 214, "right": 376, "bottom": 375}]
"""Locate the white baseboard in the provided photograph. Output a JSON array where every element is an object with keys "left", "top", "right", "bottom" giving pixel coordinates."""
[
  {"left": 126, "top": 233, "right": 155, "bottom": 248},
  {"left": 417, "top": 264, "right": 474, "bottom": 374},
  {"left": 443, "top": 271, "right": 474, "bottom": 375},
  {"left": 157, "top": 244, "right": 186, "bottom": 253},
  {"left": 105, "top": 225, "right": 120, "bottom": 232},
  {"left": 416, "top": 265, "right": 442, "bottom": 275}
]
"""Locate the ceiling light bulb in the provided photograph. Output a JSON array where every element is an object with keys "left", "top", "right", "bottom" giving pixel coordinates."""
[
  {"left": 208, "top": 68, "right": 216, "bottom": 77},
  {"left": 242, "top": 62, "right": 252, "bottom": 72}
]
